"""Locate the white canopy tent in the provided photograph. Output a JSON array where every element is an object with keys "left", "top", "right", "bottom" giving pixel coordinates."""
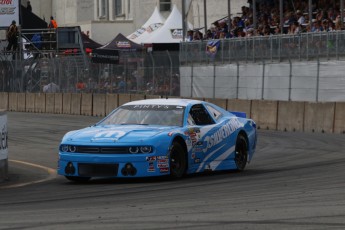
[
  {"left": 127, "top": 6, "right": 166, "bottom": 44},
  {"left": 142, "top": 5, "right": 193, "bottom": 44}
]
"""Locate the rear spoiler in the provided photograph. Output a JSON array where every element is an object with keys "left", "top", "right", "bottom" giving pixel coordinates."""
[{"left": 229, "top": 111, "right": 246, "bottom": 118}]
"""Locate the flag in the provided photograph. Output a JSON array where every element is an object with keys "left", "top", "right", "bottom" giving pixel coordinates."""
[{"left": 206, "top": 40, "right": 220, "bottom": 61}]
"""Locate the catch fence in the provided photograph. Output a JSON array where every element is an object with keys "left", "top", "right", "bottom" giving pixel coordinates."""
[{"left": 1, "top": 30, "right": 345, "bottom": 102}]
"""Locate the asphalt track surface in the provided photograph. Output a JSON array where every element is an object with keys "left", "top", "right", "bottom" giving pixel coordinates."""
[{"left": 0, "top": 112, "right": 345, "bottom": 230}]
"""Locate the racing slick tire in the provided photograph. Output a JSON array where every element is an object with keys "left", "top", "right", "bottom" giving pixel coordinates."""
[
  {"left": 169, "top": 142, "right": 187, "bottom": 178},
  {"left": 65, "top": 176, "right": 91, "bottom": 182},
  {"left": 234, "top": 134, "right": 248, "bottom": 171}
]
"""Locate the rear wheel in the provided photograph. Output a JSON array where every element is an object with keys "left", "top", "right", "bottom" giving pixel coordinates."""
[
  {"left": 235, "top": 135, "right": 248, "bottom": 171},
  {"left": 170, "top": 142, "right": 187, "bottom": 178},
  {"left": 65, "top": 176, "right": 91, "bottom": 182}
]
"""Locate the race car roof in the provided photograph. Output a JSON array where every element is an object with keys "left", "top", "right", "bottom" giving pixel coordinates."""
[{"left": 124, "top": 98, "right": 203, "bottom": 107}]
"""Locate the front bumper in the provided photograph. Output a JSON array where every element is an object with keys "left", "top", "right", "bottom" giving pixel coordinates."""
[{"left": 57, "top": 153, "right": 170, "bottom": 178}]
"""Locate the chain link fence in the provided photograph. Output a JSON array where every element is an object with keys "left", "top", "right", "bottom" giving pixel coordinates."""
[{"left": 1, "top": 30, "right": 345, "bottom": 100}]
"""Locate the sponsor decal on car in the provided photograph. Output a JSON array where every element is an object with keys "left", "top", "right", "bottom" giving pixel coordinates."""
[
  {"left": 148, "top": 162, "right": 155, "bottom": 172},
  {"left": 146, "top": 156, "right": 157, "bottom": 162},
  {"left": 203, "top": 119, "right": 243, "bottom": 153},
  {"left": 157, "top": 159, "right": 169, "bottom": 168},
  {"left": 159, "top": 168, "right": 169, "bottom": 173}
]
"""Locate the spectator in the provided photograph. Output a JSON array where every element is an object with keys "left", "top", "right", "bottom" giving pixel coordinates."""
[
  {"left": 43, "top": 82, "right": 60, "bottom": 93},
  {"left": 296, "top": 10, "right": 306, "bottom": 25},
  {"left": 27, "top": 1, "right": 32, "bottom": 12},
  {"left": 6, "top": 20, "right": 18, "bottom": 51},
  {"left": 76, "top": 79, "right": 86, "bottom": 92},
  {"left": 48, "top": 16, "right": 58, "bottom": 29}
]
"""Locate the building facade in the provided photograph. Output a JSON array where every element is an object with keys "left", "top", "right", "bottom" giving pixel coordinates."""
[{"left": 24, "top": 0, "right": 248, "bottom": 44}]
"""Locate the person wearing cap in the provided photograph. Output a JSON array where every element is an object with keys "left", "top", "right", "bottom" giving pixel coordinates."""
[{"left": 6, "top": 20, "right": 18, "bottom": 51}]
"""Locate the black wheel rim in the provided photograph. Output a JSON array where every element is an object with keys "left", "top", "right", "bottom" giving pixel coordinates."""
[
  {"left": 170, "top": 149, "right": 185, "bottom": 177},
  {"left": 235, "top": 139, "right": 247, "bottom": 170}
]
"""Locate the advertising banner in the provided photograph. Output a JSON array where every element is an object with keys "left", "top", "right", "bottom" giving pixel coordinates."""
[{"left": 0, "top": 0, "right": 19, "bottom": 28}]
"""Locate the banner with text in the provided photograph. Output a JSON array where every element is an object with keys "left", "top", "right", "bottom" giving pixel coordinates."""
[{"left": 0, "top": 0, "right": 19, "bottom": 28}]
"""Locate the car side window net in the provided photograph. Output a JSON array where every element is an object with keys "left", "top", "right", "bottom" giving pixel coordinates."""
[{"left": 189, "top": 104, "right": 215, "bottom": 126}]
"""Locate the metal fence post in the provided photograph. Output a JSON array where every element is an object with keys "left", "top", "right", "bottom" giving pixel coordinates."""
[
  {"left": 261, "top": 60, "right": 265, "bottom": 100},
  {"left": 288, "top": 59, "right": 292, "bottom": 101},
  {"left": 191, "top": 62, "right": 194, "bottom": 98},
  {"left": 316, "top": 59, "right": 320, "bottom": 102},
  {"left": 213, "top": 63, "right": 216, "bottom": 99},
  {"left": 166, "top": 50, "right": 173, "bottom": 96},
  {"left": 236, "top": 62, "right": 239, "bottom": 99}
]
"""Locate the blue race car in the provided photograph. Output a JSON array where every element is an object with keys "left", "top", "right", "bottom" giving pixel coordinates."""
[{"left": 58, "top": 98, "right": 257, "bottom": 182}]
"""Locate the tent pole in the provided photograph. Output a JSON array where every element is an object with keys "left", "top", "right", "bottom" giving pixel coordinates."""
[
  {"left": 204, "top": 0, "right": 207, "bottom": 34},
  {"left": 182, "top": 0, "right": 186, "bottom": 41},
  {"left": 280, "top": 0, "right": 283, "bottom": 34},
  {"left": 228, "top": 0, "right": 231, "bottom": 32}
]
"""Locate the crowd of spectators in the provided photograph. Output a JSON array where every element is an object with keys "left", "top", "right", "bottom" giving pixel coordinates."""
[{"left": 187, "top": 0, "right": 344, "bottom": 41}]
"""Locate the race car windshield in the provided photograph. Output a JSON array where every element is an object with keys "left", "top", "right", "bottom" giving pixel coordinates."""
[{"left": 98, "top": 105, "right": 185, "bottom": 126}]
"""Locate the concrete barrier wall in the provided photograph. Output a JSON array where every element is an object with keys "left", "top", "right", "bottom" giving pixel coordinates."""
[
  {"left": 227, "top": 99, "right": 252, "bottom": 118},
  {"left": 35, "top": 93, "right": 46, "bottom": 113},
  {"left": 70, "top": 94, "right": 81, "bottom": 115},
  {"left": 54, "top": 94, "right": 63, "bottom": 114},
  {"left": 2, "top": 92, "right": 344, "bottom": 134},
  {"left": 304, "top": 102, "right": 335, "bottom": 133},
  {"left": 277, "top": 101, "right": 305, "bottom": 132},
  {"left": 106, "top": 94, "right": 118, "bottom": 115},
  {"left": 62, "top": 93, "right": 71, "bottom": 114},
  {"left": 204, "top": 98, "right": 227, "bottom": 110},
  {"left": 8, "top": 93, "right": 18, "bottom": 111},
  {"left": 81, "top": 94, "right": 92, "bottom": 116},
  {"left": 251, "top": 100, "right": 278, "bottom": 130},
  {"left": 334, "top": 102, "right": 345, "bottom": 134},
  {"left": 118, "top": 94, "right": 131, "bottom": 106},
  {"left": 46, "top": 94, "right": 55, "bottom": 113},
  {"left": 93, "top": 94, "right": 106, "bottom": 117},
  {"left": 17, "top": 93, "right": 26, "bottom": 112},
  {"left": 0, "top": 93, "right": 8, "bottom": 110},
  {"left": 25, "top": 93, "right": 35, "bottom": 112}
]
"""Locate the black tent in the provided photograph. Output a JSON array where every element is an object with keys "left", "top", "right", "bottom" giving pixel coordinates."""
[
  {"left": 82, "top": 33, "right": 102, "bottom": 49},
  {"left": 91, "top": 33, "right": 143, "bottom": 64},
  {"left": 20, "top": 5, "right": 48, "bottom": 29}
]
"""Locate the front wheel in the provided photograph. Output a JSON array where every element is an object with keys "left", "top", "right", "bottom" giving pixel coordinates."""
[
  {"left": 234, "top": 135, "right": 248, "bottom": 171},
  {"left": 170, "top": 142, "right": 187, "bottom": 178},
  {"left": 65, "top": 176, "right": 91, "bottom": 182}
]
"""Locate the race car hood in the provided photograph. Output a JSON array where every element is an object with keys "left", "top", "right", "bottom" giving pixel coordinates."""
[{"left": 63, "top": 125, "right": 175, "bottom": 143}]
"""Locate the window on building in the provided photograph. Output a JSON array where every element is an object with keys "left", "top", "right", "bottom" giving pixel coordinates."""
[
  {"left": 160, "top": 0, "right": 171, "bottom": 12},
  {"left": 100, "top": 0, "right": 106, "bottom": 17},
  {"left": 114, "top": 0, "right": 122, "bottom": 16}
]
